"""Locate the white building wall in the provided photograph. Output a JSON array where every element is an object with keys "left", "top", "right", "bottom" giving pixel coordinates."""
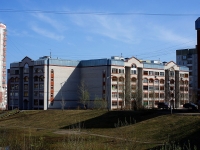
[{"left": 47, "top": 65, "right": 80, "bottom": 109}]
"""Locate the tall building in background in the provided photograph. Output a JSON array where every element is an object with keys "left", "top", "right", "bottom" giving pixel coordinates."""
[
  {"left": 0, "top": 23, "right": 7, "bottom": 110},
  {"left": 195, "top": 17, "right": 200, "bottom": 101},
  {"left": 176, "top": 48, "right": 198, "bottom": 101}
]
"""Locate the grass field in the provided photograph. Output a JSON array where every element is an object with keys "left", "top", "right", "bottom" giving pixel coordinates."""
[{"left": 0, "top": 109, "right": 200, "bottom": 150}]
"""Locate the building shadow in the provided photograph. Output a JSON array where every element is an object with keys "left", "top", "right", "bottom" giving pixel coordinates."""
[{"left": 61, "top": 109, "right": 163, "bottom": 129}]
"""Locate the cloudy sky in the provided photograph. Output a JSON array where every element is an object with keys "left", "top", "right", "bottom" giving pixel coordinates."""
[{"left": 0, "top": 0, "right": 200, "bottom": 69}]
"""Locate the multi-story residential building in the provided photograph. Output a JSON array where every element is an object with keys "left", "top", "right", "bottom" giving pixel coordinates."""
[
  {"left": 7, "top": 56, "right": 189, "bottom": 110},
  {"left": 176, "top": 48, "right": 198, "bottom": 101},
  {"left": 0, "top": 23, "right": 7, "bottom": 110}
]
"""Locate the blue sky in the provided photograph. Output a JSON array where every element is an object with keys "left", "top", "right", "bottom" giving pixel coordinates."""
[{"left": 0, "top": 0, "right": 200, "bottom": 69}]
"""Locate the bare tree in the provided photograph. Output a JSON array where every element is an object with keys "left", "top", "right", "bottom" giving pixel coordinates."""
[
  {"left": 149, "top": 90, "right": 155, "bottom": 108},
  {"left": 93, "top": 96, "right": 107, "bottom": 110},
  {"left": 190, "top": 89, "right": 197, "bottom": 103},
  {"left": 78, "top": 80, "right": 90, "bottom": 109},
  {"left": 131, "top": 88, "right": 143, "bottom": 110},
  {"left": 60, "top": 98, "right": 66, "bottom": 111}
]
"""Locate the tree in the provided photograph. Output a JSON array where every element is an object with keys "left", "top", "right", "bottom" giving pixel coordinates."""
[
  {"left": 131, "top": 88, "right": 143, "bottom": 110},
  {"left": 60, "top": 98, "right": 66, "bottom": 111},
  {"left": 149, "top": 90, "right": 155, "bottom": 108},
  {"left": 93, "top": 96, "right": 107, "bottom": 110},
  {"left": 190, "top": 89, "right": 197, "bottom": 103},
  {"left": 78, "top": 80, "right": 90, "bottom": 109}
]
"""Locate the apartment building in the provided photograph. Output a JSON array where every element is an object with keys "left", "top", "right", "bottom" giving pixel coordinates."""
[
  {"left": 7, "top": 56, "right": 189, "bottom": 110},
  {"left": 176, "top": 48, "right": 197, "bottom": 101},
  {"left": 0, "top": 23, "right": 7, "bottom": 110}
]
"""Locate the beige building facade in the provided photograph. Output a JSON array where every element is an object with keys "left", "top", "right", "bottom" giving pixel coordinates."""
[{"left": 7, "top": 56, "right": 189, "bottom": 110}]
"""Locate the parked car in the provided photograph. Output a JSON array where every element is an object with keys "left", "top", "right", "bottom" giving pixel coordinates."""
[
  {"left": 183, "top": 103, "right": 198, "bottom": 110},
  {"left": 157, "top": 102, "right": 169, "bottom": 109}
]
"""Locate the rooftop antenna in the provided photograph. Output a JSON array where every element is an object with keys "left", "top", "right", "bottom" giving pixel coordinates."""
[
  {"left": 50, "top": 49, "right": 51, "bottom": 58},
  {"left": 121, "top": 53, "right": 122, "bottom": 57}
]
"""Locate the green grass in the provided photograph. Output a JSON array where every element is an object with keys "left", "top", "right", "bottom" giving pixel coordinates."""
[{"left": 0, "top": 109, "right": 200, "bottom": 149}]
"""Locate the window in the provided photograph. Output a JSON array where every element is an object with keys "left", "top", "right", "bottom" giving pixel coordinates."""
[
  {"left": 119, "top": 77, "right": 124, "bottom": 82},
  {"left": 149, "top": 86, "right": 154, "bottom": 90},
  {"left": 143, "top": 78, "right": 148, "bottom": 83},
  {"left": 34, "top": 84, "right": 38, "bottom": 89},
  {"left": 149, "top": 71, "right": 154, "bottom": 75},
  {"left": 15, "top": 70, "right": 19, "bottom": 75},
  {"left": 119, "top": 85, "right": 124, "bottom": 90},
  {"left": 155, "top": 93, "right": 159, "bottom": 98},
  {"left": 160, "top": 72, "right": 164, "bottom": 76},
  {"left": 119, "top": 69, "right": 124, "bottom": 74},
  {"left": 180, "top": 80, "right": 184, "bottom": 85},
  {"left": 155, "top": 72, "right": 159, "bottom": 76},
  {"left": 112, "top": 92, "right": 118, "bottom": 98},
  {"left": 15, "top": 77, "right": 19, "bottom": 82},
  {"left": 160, "top": 86, "right": 164, "bottom": 91},
  {"left": 39, "top": 99, "right": 44, "bottom": 105},
  {"left": 15, "top": 85, "right": 19, "bottom": 90},
  {"left": 24, "top": 84, "right": 28, "bottom": 90},
  {"left": 24, "top": 91, "right": 28, "bottom": 97},
  {"left": 143, "top": 93, "right": 148, "bottom": 98},
  {"left": 119, "top": 93, "right": 124, "bottom": 98},
  {"left": 160, "top": 79, "right": 164, "bottom": 84},
  {"left": 170, "top": 86, "right": 174, "bottom": 90},
  {"left": 10, "top": 77, "right": 14, "bottom": 82},
  {"left": 185, "top": 74, "right": 189, "bottom": 78},
  {"left": 15, "top": 92, "right": 18, "bottom": 96},
  {"left": 34, "top": 76, "right": 38, "bottom": 82},
  {"left": 131, "top": 70, "right": 137, "bottom": 74},
  {"left": 24, "top": 76, "right": 28, "bottom": 82},
  {"left": 51, "top": 69, "right": 54, "bottom": 73},
  {"left": 170, "top": 71, "right": 174, "bottom": 77},
  {"left": 154, "top": 79, "right": 159, "bottom": 84},
  {"left": 143, "top": 86, "right": 148, "bottom": 90},
  {"left": 170, "top": 79, "right": 174, "bottom": 84},
  {"left": 143, "top": 71, "right": 148, "bottom": 75},
  {"left": 149, "top": 79, "right": 154, "bottom": 83},
  {"left": 112, "top": 68, "right": 118, "bottom": 73},
  {"left": 160, "top": 93, "right": 164, "bottom": 98},
  {"left": 131, "top": 77, "right": 136, "bottom": 82},
  {"left": 39, "top": 84, "right": 44, "bottom": 90},
  {"left": 51, "top": 93, "right": 54, "bottom": 97},
  {"left": 34, "top": 91, "right": 38, "bottom": 96},
  {"left": 182, "top": 55, "right": 187, "bottom": 59},
  {"left": 131, "top": 85, "right": 136, "bottom": 90},
  {"left": 39, "top": 76, "right": 44, "bottom": 81},
  {"left": 132, "top": 64, "right": 136, "bottom": 68},
  {"left": 187, "top": 60, "right": 192, "bottom": 64},
  {"left": 112, "top": 76, "right": 117, "bottom": 82},
  {"left": 180, "top": 74, "right": 184, "bottom": 78},
  {"left": 34, "top": 68, "right": 38, "bottom": 73},
  {"left": 34, "top": 99, "right": 38, "bottom": 105},
  {"left": 154, "top": 86, "right": 159, "bottom": 90},
  {"left": 112, "top": 101, "right": 117, "bottom": 106},
  {"left": 112, "top": 84, "right": 118, "bottom": 90},
  {"left": 39, "top": 92, "right": 44, "bottom": 97}
]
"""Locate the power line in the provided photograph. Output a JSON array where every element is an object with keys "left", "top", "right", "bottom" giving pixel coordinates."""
[{"left": 0, "top": 9, "right": 200, "bottom": 16}]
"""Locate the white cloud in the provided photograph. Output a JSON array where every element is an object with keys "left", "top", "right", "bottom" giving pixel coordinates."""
[
  {"left": 71, "top": 15, "right": 139, "bottom": 43},
  {"left": 32, "top": 13, "right": 67, "bottom": 32},
  {"left": 31, "top": 25, "right": 64, "bottom": 41},
  {"left": 151, "top": 25, "right": 195, "bottom": 47}
]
